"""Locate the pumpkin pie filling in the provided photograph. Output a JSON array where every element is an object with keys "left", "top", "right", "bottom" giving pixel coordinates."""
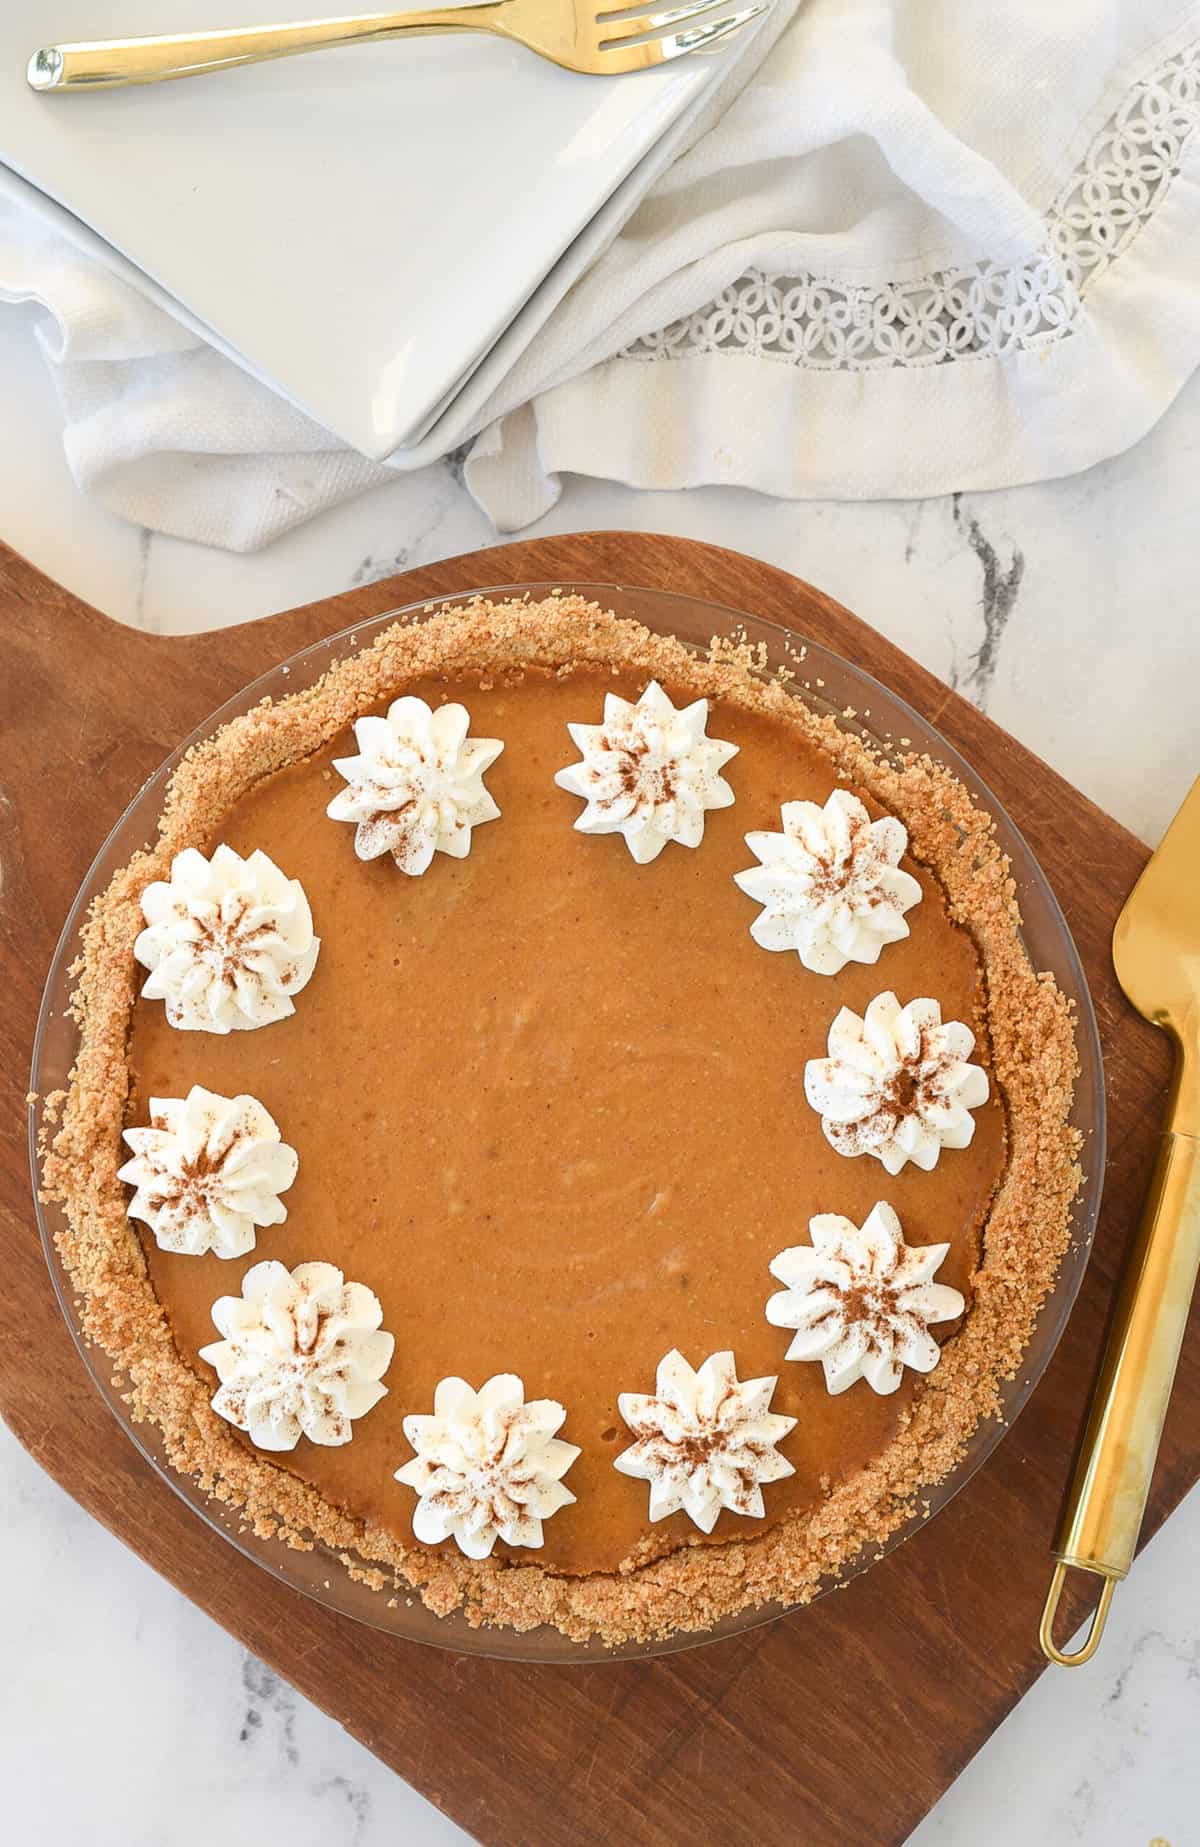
[
  {"left": 127, "top": 664, "right": 1006, "bottom": 1577},
  {"left": 43, "top": 594, "right": 1081, "bottom": 1644}
]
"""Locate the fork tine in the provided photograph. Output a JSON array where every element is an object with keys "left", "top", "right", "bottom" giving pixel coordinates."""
[
  {"left": 656, "top": 4, "right": 766, "bottom": 56},
  {"left": 598, "top": 3, "right": 765, "bottom": 62},
  {"left": 597, "top": 0, "right": 739, "bottom": 45}
]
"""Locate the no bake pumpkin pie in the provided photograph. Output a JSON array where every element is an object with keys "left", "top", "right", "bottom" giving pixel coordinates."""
[{"left": 42, "top": 593, "right": 1081, "bottom": 1645}]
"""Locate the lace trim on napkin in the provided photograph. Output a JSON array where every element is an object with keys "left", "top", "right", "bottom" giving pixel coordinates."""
[{"left": 624, "top": 41, "right": 1200, "bottom": 371}]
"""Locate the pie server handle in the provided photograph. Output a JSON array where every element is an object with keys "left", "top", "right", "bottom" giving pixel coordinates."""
[{"left": 1040, "top": 1123, "right": 1200, "bottom": 1665}]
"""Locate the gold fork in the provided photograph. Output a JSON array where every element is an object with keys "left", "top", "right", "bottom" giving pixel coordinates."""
[{"left": 28, "top": 1, "right": 766, "bottom": 89}]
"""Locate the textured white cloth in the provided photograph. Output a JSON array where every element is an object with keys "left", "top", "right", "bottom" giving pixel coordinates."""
[{"left": 2, "top": 0, "right": 1199, "bottom": 547}]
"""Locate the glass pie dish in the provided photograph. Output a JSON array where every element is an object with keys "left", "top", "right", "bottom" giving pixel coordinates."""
[{"left": 30, "top": 582, "right": 1105, "bottom": 1662}]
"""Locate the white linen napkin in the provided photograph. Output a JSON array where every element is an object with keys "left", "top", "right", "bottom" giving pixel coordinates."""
[{"left": 2, "top": 0, "right": 1199, "bottom": 547}]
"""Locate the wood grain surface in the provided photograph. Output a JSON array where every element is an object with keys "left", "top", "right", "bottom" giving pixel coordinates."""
[{"left": 0, "top": 532, "right": 1189, "bottom": 1847}]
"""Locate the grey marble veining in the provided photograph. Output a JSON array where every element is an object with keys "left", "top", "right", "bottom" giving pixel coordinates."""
[
  {"left": 2, "top": 300, "right": 1198, "bottom": 1846},
  {"left": 947, "top": 493, "right": 1026, "bottom": 711}
]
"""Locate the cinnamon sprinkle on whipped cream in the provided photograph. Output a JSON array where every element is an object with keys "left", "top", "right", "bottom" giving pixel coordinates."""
[
  {"left": 804, "top": 991, "right": 990, "bottom": 1173},
  {"left": 119, "top": 1085, "right": 297, "bottom": 1260},
  {"left": 395, "top": 1374, "right": 579, "bottom": 1559},
  {"left": 134, "top": 844, "right": 319, "bottom": 1033},
  {"left": 555, "top": 680, "right": 737, "bottom": 863},
  {"left": 614, "top": 1349, "right": 795, "bottom": 1532},
  {"left": 735, "top": 788, "right": 922, "bottom": 974},
  {"left": 767, "top": 1203, "right": 965, "bottom": 1395},
  {"left": 200, "top": 1261, "right": 394, "bottom": 1451},
  {"left": 326, "top": 694, "right": 503, "bottom": 875}
]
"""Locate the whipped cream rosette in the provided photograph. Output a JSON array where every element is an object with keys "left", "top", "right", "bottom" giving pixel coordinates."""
[
  {"left": 200, "top": 1261, "right": 393, "bottom": 1451},
  {"left": 395, "top": 1374, "right": 579, "bottom": 1559},
  {"left": 556, "top": 680, "right": 737, "bottom": 863},
  {"left": 327, "top": 694, "right": 503, "bottom": 874},
  {"left": 735, "top": 788, "right": 922, "bottom": 974},
  {"left": 119, "top": 1085, "right": 297, "bottom": 1259},
  {"left": 614, "top": 1349, "right": 795, "bottom": 1532},
  {"left": 134, "top": 844, "right": 319, "bottom": 1032},
  {"left": 804, "top": 991, "right": 990, "bottom": 1174},
  {"left": 767, "top": 1203, "right": 966, "bottom": 1395}
]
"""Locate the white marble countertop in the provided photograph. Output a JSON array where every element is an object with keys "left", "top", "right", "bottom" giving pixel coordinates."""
[{"left": 2, "top": 296, "right": 1198, "bottom": 1845}]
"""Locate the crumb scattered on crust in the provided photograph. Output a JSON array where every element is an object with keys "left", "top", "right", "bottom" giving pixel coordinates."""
[{"left": 41, "top": 594, "right": 1081, "bottom": 1647}]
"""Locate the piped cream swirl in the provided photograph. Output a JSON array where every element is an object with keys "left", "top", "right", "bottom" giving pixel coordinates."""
[
  {"left": 735, "top": 788, "right": 922, "bottom": 974},
  {"left": 613, "top": 1349, "right": 794, "bottom": 1532},
  {"left": 804, "top": 991, "right": 989, "bottom": 1174},
  {"left": 555, "top": 681, "right": 737, "bottom": 864},
  {"left": 394, "top": 1374, "right": 579, "bottom": 1559},
  {"left": 766, "top": 1202, "right": 965, "bottom": 1395},
  {"left": 200, "top": 1261, "right": 393, "bottom": 1451},
  {"left": 134, "top": 845, "right": 319, "bottom": 1033},
  {"left": 326, "top": 696, "right": 503, "bottom": 874},
  {"left": 119, "top": 1085, "right": 297, "bottom": 1259}
]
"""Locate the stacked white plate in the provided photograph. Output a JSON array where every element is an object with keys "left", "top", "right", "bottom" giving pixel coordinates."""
[{"left": 0, "top": 0, "right": 766, "bottom": 461}]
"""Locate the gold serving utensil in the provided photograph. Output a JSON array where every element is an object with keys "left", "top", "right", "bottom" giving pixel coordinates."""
[
  {"left": 27, "top": 1, "right": 765, "bottom": 88},
  {"left": 1040, "top": 775, "right": 1200, "bottom": 1666}
]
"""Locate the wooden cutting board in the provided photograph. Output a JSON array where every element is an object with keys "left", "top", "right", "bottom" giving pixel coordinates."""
[{"left": 0, "top": 532, "right": 1190, "bottom": 1847}]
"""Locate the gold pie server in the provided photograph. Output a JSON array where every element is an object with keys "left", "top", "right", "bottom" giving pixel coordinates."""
[
  {"left": 1040, "top": 775, "right": 1200, "bottom": 1666},
  {"left": 27, "top": 0, "right": 765, "bottom": 89}
]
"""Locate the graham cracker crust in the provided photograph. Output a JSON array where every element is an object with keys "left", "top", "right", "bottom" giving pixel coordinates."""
[{"left": 40, "top": 594, "right": 1082, "bottom": 1647}]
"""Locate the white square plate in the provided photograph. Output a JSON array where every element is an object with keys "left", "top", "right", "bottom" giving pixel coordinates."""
[{"left": 0, "top": 2, "right": 742, "bottom": 457}]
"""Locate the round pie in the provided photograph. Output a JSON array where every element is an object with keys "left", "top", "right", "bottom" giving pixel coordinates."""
[{"left": 41, "top": 593, "right": 1082, "bottom": 1646}]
